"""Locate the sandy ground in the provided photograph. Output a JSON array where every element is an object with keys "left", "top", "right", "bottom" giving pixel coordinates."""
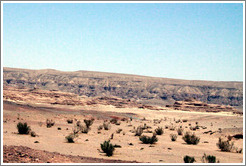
[{"left": 3, "top": 100, "right": 244, "bottom": 163}]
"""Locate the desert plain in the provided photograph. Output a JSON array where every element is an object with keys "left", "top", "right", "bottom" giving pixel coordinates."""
[{"left": 2, "top": 85, "right": 244, "bottom": 163}]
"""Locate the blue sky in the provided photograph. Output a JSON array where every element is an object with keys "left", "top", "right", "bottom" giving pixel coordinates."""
[{"left": 3, "top": 3, "right": 244, "bottom": 81}]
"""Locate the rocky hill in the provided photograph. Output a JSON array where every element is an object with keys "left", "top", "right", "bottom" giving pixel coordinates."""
[
  {"left": 3, "top": 67, "right": 243, "bottom": 106},
  {"left": 167, "top": 98, "right": 242, "bottom": 115}
]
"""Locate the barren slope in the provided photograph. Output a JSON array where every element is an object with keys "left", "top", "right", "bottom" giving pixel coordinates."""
[{"left": 3, "top": 67, "right": 243, "bottom": 106}]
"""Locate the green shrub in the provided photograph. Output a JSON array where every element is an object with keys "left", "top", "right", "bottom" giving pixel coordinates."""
[
  {"left": 184, "top": 155, "right": 195, "bottom": 163},
  {"left": 216, "top": 137, "right": 234, "bottom": 152},
  {"left": 17, "top": 122, "right": 30, "bottom": 134},
  {"left": 139, "top": 134, "right": 158, "bottom": 144},
  {"left": 100, "top": 140, "right": 115, "bottom": 156},
  {"left": 202, "top": 153, "right": 218, "bottom": 163},
  {"left": 155, "top": 127, "right": 164, "bottom": 135},
  {"left": 170, "top": 134, "right": 177, "bottom": 141},
  {"left": 182, "top": 132, "right": 200, "bottom": 145}
]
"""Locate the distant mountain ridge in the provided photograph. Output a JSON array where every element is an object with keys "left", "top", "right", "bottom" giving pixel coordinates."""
[{"left": 3, "top": 67, "right": 243, "bottom": 106}]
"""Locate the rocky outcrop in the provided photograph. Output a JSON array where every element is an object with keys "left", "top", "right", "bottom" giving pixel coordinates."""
[
  {"left": 3, "top": 67, "right": 243, "bottom": 106},
  {"left": 3, "top": 86, "right": 164, "bottom": 111},
  {"left": 168, "top": 98, "right": 242, "bottom": 115}
]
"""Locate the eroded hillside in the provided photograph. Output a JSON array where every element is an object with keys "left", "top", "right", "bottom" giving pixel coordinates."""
[{"left": 3, "top": 67, "right": 243, "bottom": 106}]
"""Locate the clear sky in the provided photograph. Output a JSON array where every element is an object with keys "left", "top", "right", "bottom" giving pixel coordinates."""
[{"left": 3, "top": 2, "right": 244, "bottom": 81}]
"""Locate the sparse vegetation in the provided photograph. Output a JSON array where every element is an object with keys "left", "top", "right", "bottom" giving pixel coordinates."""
[
  {"left": 116, "top": 128, "right": 122, "bottom": 134},
  {"left": 84, "top": 119, "right": 94, "bottom": 128},
  {"left": 217, "top": 137, "right": 234, "bottom": 152},
  {"left": 135, "top": 126, "right": 143, "bottom": 136},
  {"left": 98, "top": 125, "right": 103, "bottom": 130},
  {"left": 17, "top": 122, "right": 30, "bottom": 134},
  {"left": 139, "top": 134, "right": 158, "bottom": 144},
  {"left": 169, "top": 125, "right": 176, "bottom": 131},
  {"left": 110, "top": 118, "right": 118, "bottom": 124},
  {"left": 177, "top": 128, "right": 184, "bottom": 135},
  {"left": 235, "top": 147, "right": 243, "bottom": 153},
  {"left": 202, "top": 153, "right": 218, "bottom": 163},
  {"left": 183, "top": 155, "right": 195, "bottom": 163},
  {"left": 103, "top": 122, "right": 111, "bottom": 130},
  {"left": 182, "top": 132, "right": 200, "bottom": 145},
  {"left": 155, "top": 127, "right": 164, "bottom": 135},
  {"left": 67, "top": 119, "right": 73, "bottom": 124},
  {"left": 46, "top": 119, "right": 55, "bottom": 128},
  {"left": 170, "top": 134, "right": 177, "bottom": 141},
  {"left": 30, "top": 131, "right": 37, "bottom": 137},
  {"left": 100, "top": 140, "right": 115, "bottom": 157},
  {"left": 65, "top": 133, "right": 78, "bottom": 143},
  {"left": 80, "top": 125, "right": 90, "bottom": 134}
]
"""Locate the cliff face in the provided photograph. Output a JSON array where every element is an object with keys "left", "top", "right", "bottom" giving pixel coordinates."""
[{"left": 3, "top": 67, "right": 243, "bottom": 106}]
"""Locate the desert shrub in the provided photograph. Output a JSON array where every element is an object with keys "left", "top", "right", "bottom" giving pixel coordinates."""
[
  {"left": 177, "top": 128, "right": 184, "bottom": 135},
  {"left": 30, "top": 131, "right": 37, "bottom": 137},
  {"left": 165, "top": 125, "right": 169, "bottom": 129},
  {"left": 67, "top": 119, "right": 73, "bottom": 124},
  {"left": 103, "top": 122, "right": 111, "bottom": 130},
  {"left": 84, "top": 119, "right": 94, "bottom": 128},
  {"left": 80, "top": 125, "right": 90, "bottom": 134},
  {"left": 182, "top": 119, "right": 188, "bottom": 123},
  {"left": 17, "top": 122, "right": 30, "bottom": 134},
  {"left": 76, "top": 120, "right": 81, "bottom": 126},
  {"left": 153, "top": 119, "right": 161, "bottom": 124},
  {"left": 65, "top": 133, "right": 78, "bottom": 143},
  {"left": 216, "top": 137, "right": 234, "bottom": 152},
  {"left": 227, "top": 135, "right": 233, "bottom": 141},
  {"left": 46, "top": 119, "right": 55, "bottom": 128},
  {"left": 121, "top": 117, "right": 128, "bottom": 121},
  {"left": 98, "top": 125, "right": 103, "bottom": 130},
  {"left": 202, "top": 153, "right": 218, "bottom": 163},
  {"left": 100, "top": 140, "right": 115, "bottom": 157},
  {"left": 169, "top": 125, "right": 176, "bottom": 131},
  {"left": 155, "top": 127, "right": 164, "bottom": 135},
  {"left": 115, "top": 121, "right": 121, "bottom": 125},
  {"left": 235, "top": 147, "right": 243, "bottom": 153},
  {"left": 182, "top": 132, "right": 200, "bottom": 145},
  {"left": 170, "top": 134, "right": 177, "bottom": 141},
  {"left": 135, "top": 126, "right": 143, "bottom": 136},
  {"left": 116, "top": 128, "right": 122, "bottom": 134},
  {"left": 190, "top": 125, "right": 199, "bottom": 131},
  {"left": 139, "top": 134, "right": 158, "bottom": 144},
  {"left": 183, "top": 155, "right": 195, "bottom": 163},
  {"left": 72, "top": 125, "right": 80, "bottom": 135},
  {"left": 110, "top": 118, "right": 118, "bottom": 124}
]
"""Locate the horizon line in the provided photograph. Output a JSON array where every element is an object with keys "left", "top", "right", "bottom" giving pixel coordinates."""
[{"left": 3, "top": 66, "right": 243, "bottom": 83}]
